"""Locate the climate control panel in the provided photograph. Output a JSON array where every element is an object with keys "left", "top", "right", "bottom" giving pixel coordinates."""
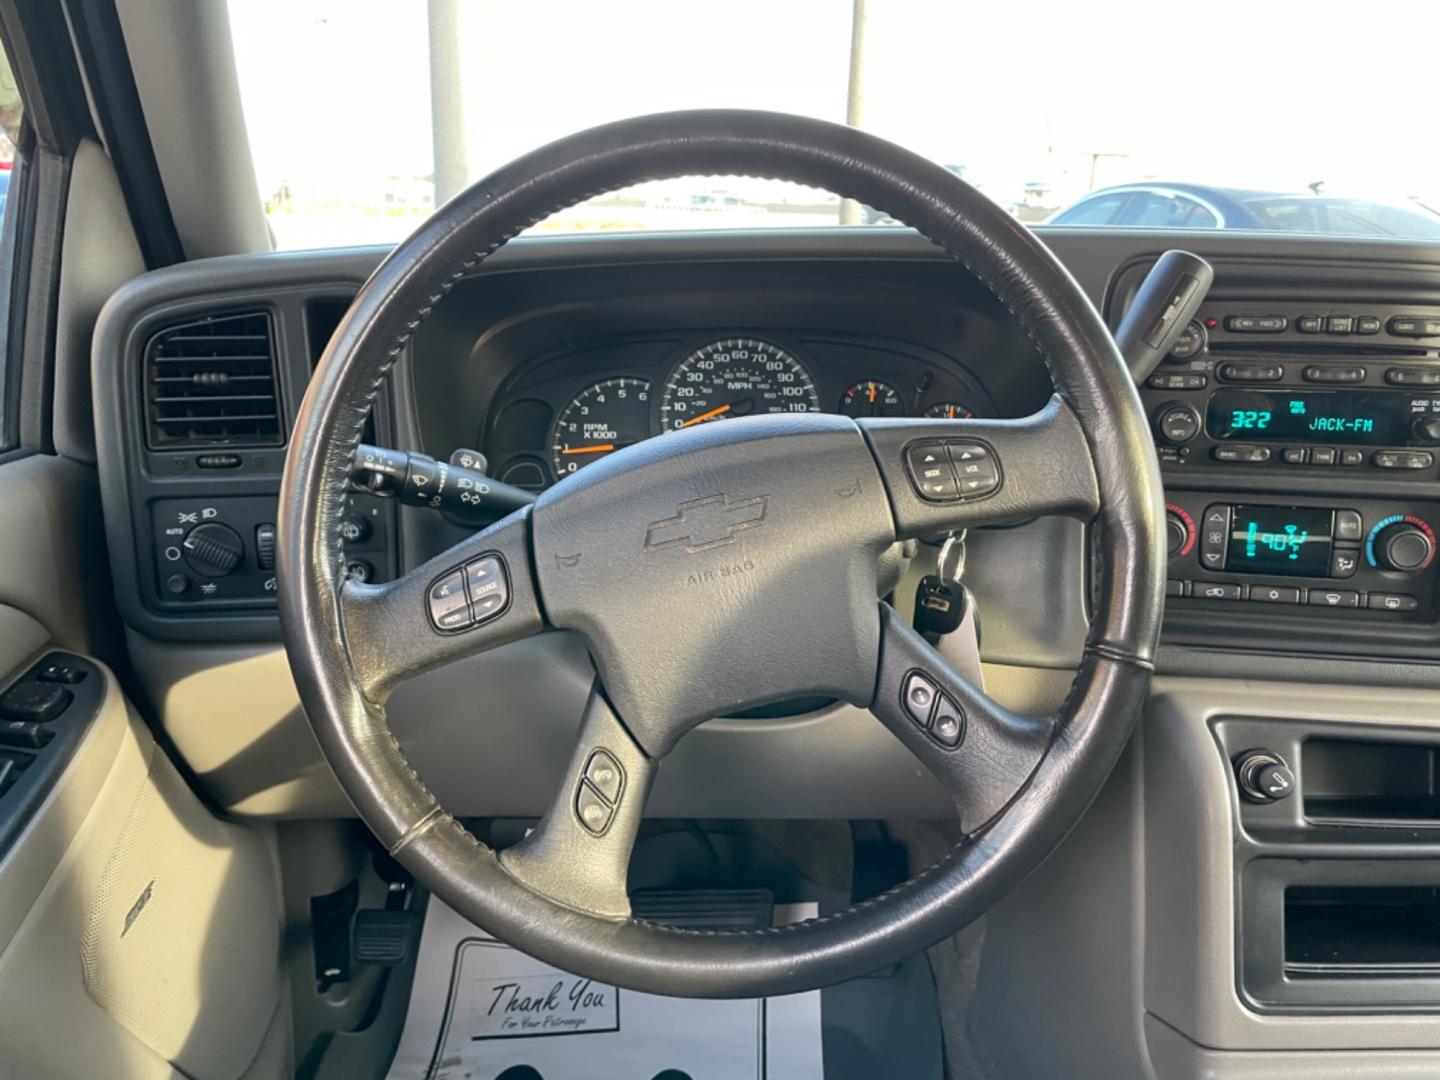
[{"left": 1162, "top": 495, "right": 1438, "bottom": 619}]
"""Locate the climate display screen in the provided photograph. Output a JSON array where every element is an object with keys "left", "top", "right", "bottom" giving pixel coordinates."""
[
  {"left": 1226, "top": 505, "right": 1333, "bottom": 576},
  {"left": 1207, "top": 390, "right": 1411, "bottom": 445}
]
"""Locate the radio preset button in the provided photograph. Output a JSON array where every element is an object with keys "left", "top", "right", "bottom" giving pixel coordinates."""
[
  {"left": 1302, "top": 365, "right": 1365, "bottom": 383},
  {"left": 1385, "top": 367, "right": 1440, "bottom": 386},
  {"left": 1308, "top": 589, "right": 1360, "bottom": 608},
  {"left": 1219, "top": 362, "right": 1284, "bottom": 382}
]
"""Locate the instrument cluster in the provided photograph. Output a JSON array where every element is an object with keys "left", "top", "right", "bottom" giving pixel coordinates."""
[{"left": 482, "top": 332, "right": 994, "bottom": 491}]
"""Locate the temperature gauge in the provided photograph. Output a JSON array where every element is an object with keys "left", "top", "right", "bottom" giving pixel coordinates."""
[
  {"left": 921, "top": 401, "right": 975, "bottom": 420},
  {"left": 839, "top": 380, "right": 905, "bottom": 418}
]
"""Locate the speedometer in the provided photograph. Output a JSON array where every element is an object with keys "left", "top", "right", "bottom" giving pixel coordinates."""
[{"left": 659, "top": 339, "right": 820, "bottom": 431}]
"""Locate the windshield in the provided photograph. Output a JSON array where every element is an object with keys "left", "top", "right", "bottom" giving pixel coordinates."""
[{"left": 227, "top": 1, "right": 1440, "bottom": 249}]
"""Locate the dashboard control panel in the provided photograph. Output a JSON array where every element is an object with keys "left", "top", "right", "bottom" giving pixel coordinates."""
[
  {"left": 1139, "top": 303, "right": 1440, "bottom": 477},
  {"left": 1163, "top": 495, "right": 1437, "bottom": 620}
]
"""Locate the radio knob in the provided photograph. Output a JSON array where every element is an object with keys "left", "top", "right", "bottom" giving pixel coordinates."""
[
  {"left": 1413, "top": 416, "right": 1440, "bottom": 444},
  {"left": 1155, "top": 401, "right": 1202, "bottom": 445},
  {"left": 181, "top": 522, "right": 244, "bottom": 578},
  {"left": 1374, "top": 522, "right": 1435, "bottom": 573}
]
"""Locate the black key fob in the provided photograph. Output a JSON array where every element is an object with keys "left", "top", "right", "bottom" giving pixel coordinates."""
[{"left": 914, "top": 574, "right": 965, "bottom": 638}]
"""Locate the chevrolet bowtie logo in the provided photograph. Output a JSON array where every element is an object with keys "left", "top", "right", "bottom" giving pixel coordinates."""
[{"left": 643, "top": 492, "right": 769, "bottom": 554}]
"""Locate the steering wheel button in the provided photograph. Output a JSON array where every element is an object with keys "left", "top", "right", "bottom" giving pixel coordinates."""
[
  {"left": 902, "top": 671, "right": 939, "bottom": 727},
  {"left": 465, "top": 556, "right": 503, "bottom": 594},
  {"left": 575, "top": 782, "right": 616, "bottom": 835},
  {"left": 583, "top": 749, "right": 625, "bottom": 803},
  {"left": 427, "top": 570, "right": 472, "bottom": 632},
  {"left": 904, "top": 443, "right": 960, "bottom": 502},
  {"left": 929, "top": 696, "right": 966, "bottom": 749}
]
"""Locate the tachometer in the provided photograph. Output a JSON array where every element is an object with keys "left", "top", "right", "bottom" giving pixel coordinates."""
[
  {"left": 550, "top": 377, "right": 652, "bottom": 477},
  {"left": 659, "top": 339, "right": 819, "bottom": 431},
  {"left": 839, "top": 379, "right": 905, "bottom": 418}
]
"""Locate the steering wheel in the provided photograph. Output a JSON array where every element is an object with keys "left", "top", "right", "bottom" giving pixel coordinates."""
[{"left": 278, "top": 110, "right": 1163, "bottom": 998}]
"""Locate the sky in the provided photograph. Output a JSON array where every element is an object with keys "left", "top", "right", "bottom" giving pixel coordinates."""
[{"left": 227, "top": 0, "right": 1440, "bottom": 245}]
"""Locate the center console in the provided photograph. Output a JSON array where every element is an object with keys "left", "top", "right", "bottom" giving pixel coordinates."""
[{"left": 1131, "top": 293, "right": 1440, "bottom": 659}]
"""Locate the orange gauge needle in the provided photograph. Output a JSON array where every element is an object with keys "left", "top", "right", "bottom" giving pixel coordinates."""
[
  {"left": 680, "top": 403, "right": 732, "bottom": 428},
  {"left": 560, "top": 443, "right": 616, "bottom": 456},
  {"left": 868, "top": 382, "right": 876, "bottom": 404}
]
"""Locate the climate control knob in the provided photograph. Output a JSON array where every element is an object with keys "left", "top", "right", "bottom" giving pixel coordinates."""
[
  {"left": 181, "top": 522, "right": 244, "bottom": 578},
  {"left": 1373, "top": 522, "right": 1435, "bottom": 573}
]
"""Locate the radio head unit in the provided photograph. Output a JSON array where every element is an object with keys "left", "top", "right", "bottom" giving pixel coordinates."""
[{"left": 1208, "top": 390, "right": 1421, "bottom": 447}]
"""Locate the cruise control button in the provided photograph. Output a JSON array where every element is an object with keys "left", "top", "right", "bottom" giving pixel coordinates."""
[
  {"left": 1368, "top": 593, "right": 1419, "bottom": 612},
  {"left": 427, "top": 570, "right": 472, "bottom": 632},
  {"left": 575, "top": 782, "right": 616, "bottom": 835},
  {"left": 1250, "top": 585, "right": 1300, "bottom": 604},
  {"left": 905, "top": 444, "right": 959, "bottom": 502},
  {"left": 1308, "top": 589, "right": 1359, "bottom": 608},
  {"left": 902, "top": 671, "right": 939, "bottom": 728},
  {"left": 929, "top": 695, "right": 965, "bottom": 749},
  {"left": 583, "top": 749, "right": 625, "bottom": 803},
  {"left": 1334, "top": 510, "right": 1363, "bottom": 542}
]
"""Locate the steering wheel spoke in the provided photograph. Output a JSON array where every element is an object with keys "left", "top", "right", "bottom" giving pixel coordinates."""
[
  {"left": 499, "top": 681, "right": 657, "bottom": 919},
  {"left": 859, "top": 394, "right": 1100, "bottom": 538},
  {"left": 871, "top": 604, "right": 1052, "bottom": 833},
  {"left": 339, "top": 507, "right": 545, "bottom": 701}
]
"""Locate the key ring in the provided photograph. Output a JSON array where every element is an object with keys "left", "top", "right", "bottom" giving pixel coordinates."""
[{"left": 936, "top": 531, "right": 966, "bottom": 587}]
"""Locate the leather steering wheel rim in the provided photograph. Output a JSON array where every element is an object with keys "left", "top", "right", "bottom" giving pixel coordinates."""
[{"left": 278, "top": 109, "right": 1164, "bottom": 998}]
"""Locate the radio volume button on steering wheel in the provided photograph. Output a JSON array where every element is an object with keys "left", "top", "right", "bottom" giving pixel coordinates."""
[{"left": 903, "top": 440, "right": 1000, "bottom": 502}]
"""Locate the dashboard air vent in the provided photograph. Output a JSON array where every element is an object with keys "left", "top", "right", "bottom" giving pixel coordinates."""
[{"left": 144, "top": 311, "right": 283, "bottom": 449}]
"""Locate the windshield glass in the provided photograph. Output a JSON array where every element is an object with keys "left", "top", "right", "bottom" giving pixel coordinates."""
[{"left": 227, "top": 0, "right": 1440, "bottom": 249}]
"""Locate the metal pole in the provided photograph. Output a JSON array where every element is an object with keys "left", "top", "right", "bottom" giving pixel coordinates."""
[
  {"left": 428, "top": 0, "right": 468, "bottom": 206},
  {"left": 839, "top": 0, "right": 868, "bottom": 225}
]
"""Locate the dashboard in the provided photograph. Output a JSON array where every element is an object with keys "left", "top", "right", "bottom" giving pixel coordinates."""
[{"left": 483, "top": 329, "right": 994, "bottom": 492}]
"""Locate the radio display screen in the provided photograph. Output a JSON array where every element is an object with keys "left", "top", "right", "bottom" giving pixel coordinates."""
[
  {"left": 1226, "top": 505, "right": 1333, "bottom": 576},
  {"left": 1208, "top": 390, "right": 1411, "bottom": 445}
]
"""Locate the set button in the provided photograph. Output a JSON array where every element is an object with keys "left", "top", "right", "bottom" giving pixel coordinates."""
[
  {"left": 901, "top": 671, "right": 965, "bottom": 749},
  {"left": 904, "top": 441, "right": 1001, "bottom": 503},
  {"left": 426, "top": 554, "right": 510, "bottom": 632}
]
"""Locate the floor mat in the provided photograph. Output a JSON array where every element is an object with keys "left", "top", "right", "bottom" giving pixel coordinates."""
[{"left": 384, "top": 898, "right": 823, "bottom": 1080}]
